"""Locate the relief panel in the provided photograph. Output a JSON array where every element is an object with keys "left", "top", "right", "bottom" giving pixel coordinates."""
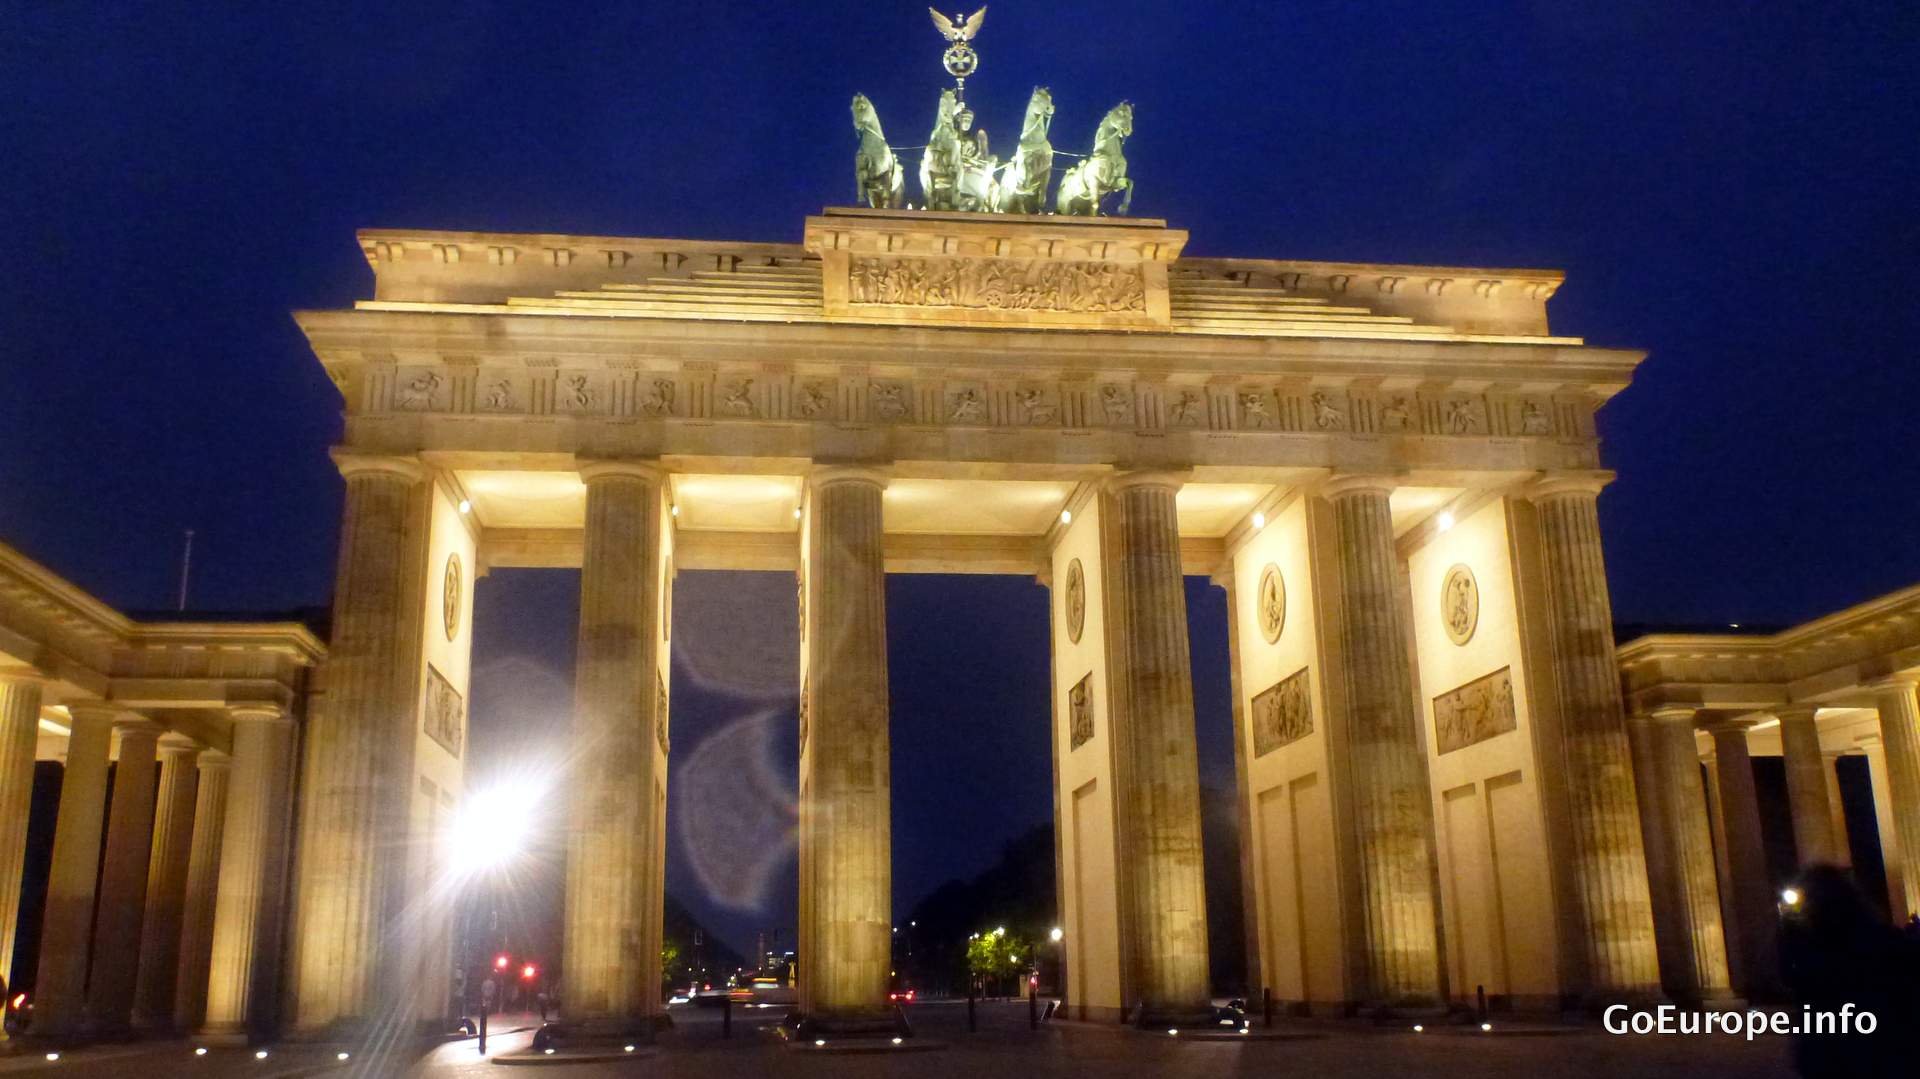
[
  {"left": 1251, "top": 667, "right": 1312, "bottom": 757},
  {"left": 1434, "top": 666, "right": 1517, "bottom": 755}
]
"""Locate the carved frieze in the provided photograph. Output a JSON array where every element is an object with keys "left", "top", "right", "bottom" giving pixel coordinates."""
[
  {"left": 847, "top": 256, "right": 1146, "bottom": 314},
  {"left": 1069, "top": 672, "right": 1095, "bottom": 750},
  {"left": 1310, "top": 391, "right": 1348, "bottom": 430},
  {"left": 424, "top": 664, "right": 464, "bottom": 759},
  {"left": 395, "top": 369, "right": 447, "bottom": 411},
  {"left": 1251, "top": 667, "right": 1311, "bottom": 757},
  {"left": 640, "top": 378, "right": 676, "bottom": 417},
  {"left": 1434, "top": 666, "right": 1516, "bottom": 754}
]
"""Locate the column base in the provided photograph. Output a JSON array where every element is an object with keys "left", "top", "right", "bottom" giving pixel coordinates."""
[
  {"left": 1128, "top": 1003, "right": 1220, "bottom": 1031},
  {"left": 783, "top": 1006, "right": 911, "bottom": 1040}
]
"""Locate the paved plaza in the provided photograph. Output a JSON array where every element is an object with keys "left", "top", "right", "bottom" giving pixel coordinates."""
[{"left": 0, "top": 1003, "right": 1802, "bottom": 1078}]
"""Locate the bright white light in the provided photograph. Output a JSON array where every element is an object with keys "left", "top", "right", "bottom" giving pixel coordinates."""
[
  {"left": 457, "top": 499, "right": 472, "bottom": 515},
  {"left": 1437, "top": 510, "right": 1456, "bottom": 533},
  {"left": 1060, "top": 509, "right": 1072, "bottom": 524},
  {"left": 1782, "top": 887, "right": 1801, "bottom": 905},
  {"left": 1049, "top": 926, "right": 1063, "bottom": 942},
  {"left": 449, "top": 782, "right": 543, "bottom": 877},
  {"left": 1251, "top": 512, "right": 1265, "bottom": 530}
]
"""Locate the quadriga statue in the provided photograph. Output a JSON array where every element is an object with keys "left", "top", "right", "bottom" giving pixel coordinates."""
[
  {"left": 850, "top": 93, "right": 904, "bottom": 209},
  {"left": 1056, "top": 101, "right": 1133, "bottom": 216}
]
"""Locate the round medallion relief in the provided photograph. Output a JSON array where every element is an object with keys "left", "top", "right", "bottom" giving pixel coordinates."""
[
  {"left": 442, "top": 553, "right": 462, "bottom": 642},
  {"left": 1256, "top": 563, "right": 1286, "bottom": 644},
  {"left": 1441, "top": 563, "right": 1479, "bottom": 646},
  {"left": 1064, "top": 559, "right": 1086, "bottom": 644}
]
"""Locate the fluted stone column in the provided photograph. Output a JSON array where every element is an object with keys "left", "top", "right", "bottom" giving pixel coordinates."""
[
  {"left": 1321, "top": 475, "right": 1440, "bottom": 1005},
  {"left": 289, "top": 453, "right": 428, "bottom": 1033},
  {"left": 85, "top": 717, "right": 161, "bottom": 1033},
  {"left": 132, "top": 736, "right": 202, "bottom": 1031},
  {"left": 1860, "top": 734, "right": 1906, "bottom": 917},
  {"left": 1526, "top": 474, "right": 1660, "bottom": 997},
  {"left": 563, "top": 461, "right": 668, "bottom": 1035},
  {"left": 202, "top": 707, "right": 298, "bottom": 1041},
  {"left": 1100, "top": 472, "right": 1211, "bottom": 1022},
  {"left": 174, "top": 751, "right": 231, "bottom": 1033},
  {"left": 798, "top": 466, "right": 894, "bottom": 1026},
  {"left": 32, "top": 705, "right": 117, "bottom": 1039},
  {"left": 1628, "top": 709, "right": 1729, "bottom": 1003},
  {"left": 1707, "top": 720, "right": 1779, "bottom": 999},
  {"left": 0, "top": 673, "right": 44, "bottom": 1011},
  {"left": 1821, "top": 751, "right": 1852, "bottom": 867},
  {"left": 1872, "top": 681, "right": 1920, "bottom": 919},
  {"left": 1777, "top": 708, "right": 1838, "bottom": 865}
]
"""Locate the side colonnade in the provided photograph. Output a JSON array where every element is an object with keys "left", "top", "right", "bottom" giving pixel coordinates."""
[{"left": 0, "top": 679, "right": 297, "bottom": 1044}]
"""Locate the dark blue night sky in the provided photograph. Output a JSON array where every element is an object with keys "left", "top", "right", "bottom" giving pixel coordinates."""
[{"left": 4, "top": 3, "right": 1916, "bottom": 958}]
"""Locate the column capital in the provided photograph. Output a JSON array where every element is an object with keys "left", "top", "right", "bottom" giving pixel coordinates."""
[
  {"left": 1316, "top": 471, "right": 1398, "bottom": 499},
  {"left": 807, "top": 464, "right": 890, "bottom": 491},
  {"left": 1104, "top": 468, "right": 1189, "bottom": 494},
  {"left": 228, "top": 703, "right": 291, "bottom": 726},
  {"left": 1526, "top": 470, "right": 1616, "bottom": 501},
  {"left": 578, "top": 458, "right": 667, "bottom": 485},
  {"left": 64, "top": 701, "right": 131, "bottom": 725},
  {"left": 330, "top": 449, "right": 427, "bottom": 484},
  {"left": 1703, "top": 715, "right": 1758, "bottom": 738},
  {"left": 0, "top": 667, "right": 48, "bottom": 689},
  {"left": 158, "top": 733, "right": 203, "bottom": 757}
]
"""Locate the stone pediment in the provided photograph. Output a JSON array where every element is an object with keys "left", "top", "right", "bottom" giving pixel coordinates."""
[{"left": 802, "top": 207, "right": 1185, "bottom": 331}]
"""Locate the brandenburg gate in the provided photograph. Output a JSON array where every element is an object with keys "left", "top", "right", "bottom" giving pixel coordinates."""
[{"left": 286, "top": 203, "right": 1664, "bottom": 1031}]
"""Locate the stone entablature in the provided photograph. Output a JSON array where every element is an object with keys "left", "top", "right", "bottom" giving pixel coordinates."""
[
  {"left": 351, "top": 210, "right": 1572, "bottom": 342},
  {"left": 0, "top": 542, "right": 324, "bottom": 744},
  {"left": 1618, "top": 582, "right": 1920, "bottom": 714}
]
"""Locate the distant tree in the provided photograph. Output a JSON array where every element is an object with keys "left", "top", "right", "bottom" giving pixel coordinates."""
[{"left": 965, "top": 927, "right": 1033, "bottom": 995}]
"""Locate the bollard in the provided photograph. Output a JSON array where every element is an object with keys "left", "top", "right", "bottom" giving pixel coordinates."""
[
  {"left": 1263, "top": 986, "right": 1273, "bottom": 1028},
  {"left": 722, "top": 993, "right": 732, "bottom": 1039}
]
